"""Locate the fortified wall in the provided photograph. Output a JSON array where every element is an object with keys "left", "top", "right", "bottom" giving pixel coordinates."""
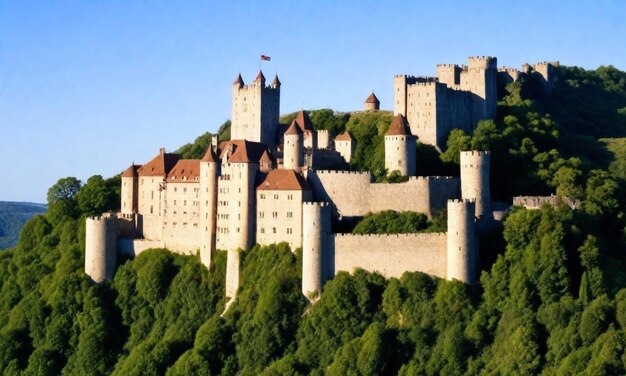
[{"left": 307, "top": 170, "right": 460, "bottom": 218}]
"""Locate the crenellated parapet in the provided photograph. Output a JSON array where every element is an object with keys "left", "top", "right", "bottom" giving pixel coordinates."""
[
  {"left": 460, "top": 151, "right": 492, "bottom": 219},
  {"left": 85, "top": 215, "right": 118, "bottom": 283}
]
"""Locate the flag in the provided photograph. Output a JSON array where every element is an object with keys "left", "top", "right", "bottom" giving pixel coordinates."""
[{"left": 261, "top": 55, "right": 271, "bottom": 61}]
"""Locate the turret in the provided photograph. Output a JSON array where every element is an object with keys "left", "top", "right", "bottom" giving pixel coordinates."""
[
  {"left": 233, "top": 73, "right": 244, "bottom": 88},
  {"left": 302, "top": 202, "right": 331, "bottom": 300},
  {"left": 317, "top": 129, "right": 331, "bottom": 149},
  {"left": 121, "top": 164, "right": 140, "bottom": 214},
  {"left": 199, "top": 146, "right": 219, "bottom": 269},
  {"left": 255, "top": 70, "right": 266, "bottom": 86},
  {"left": 85, "top": 215, "right": 118, "bottom": 283},
  {"left": 283, "top": 120, "right": 304, "bottom": 171},
  {"left": 466, "top": 56, "right": 498, "bottom": 122},
  {"left": 364, "top": 92, "right": 380, "bottom": 111},
  {"left": 272, "top": 74, "right": 281, "bottom": 89},
  {"left": 446, "top": 199, "right": 477, "bottom": 283},
  {"left": 334, "top": 131, "right": 354, "bottom": 163},
  {"left": 384, "top": 114, "right": 416, "bottom": 176},
  {"left": 460, "top": 151, "right": 491, "bottom": 219}
]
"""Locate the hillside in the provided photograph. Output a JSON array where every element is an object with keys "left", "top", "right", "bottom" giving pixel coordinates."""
[
  {"left": 0, "top": 202, "right": 47, "bottom": 250},
  {"left": 0, "top": 64, "right": 625, "bottom": 374}
]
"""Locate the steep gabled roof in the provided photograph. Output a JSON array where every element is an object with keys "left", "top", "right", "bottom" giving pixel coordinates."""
[
  {"left": 284, "top": 120, "right": 303, "bottom": 136},
  {"left": 138, "top": 149, "right": 180, "bottom": 177},
  {"left": 256, "top": 70, "right": 265, "bottom": 81},
  {"left": 257, "top": 169, "right": 311, "bottom": 191},
  {"left": 166, "top": 160, "right": 200, "bottom": 183},
  {"left": 385, "top": 114, "right": 412, "bottom": 136},
  {"left": 295, "top": 111, "right": 315, "bottom": 132},
  {"left": 220, "top": 140, "right": 272, "bottom": 164},
  {"left": 201, "top": 146, "right": 218, "bottom": 162},
  {"left": 272, "top": 74, "right": 281, "bottom": 86},
  {"left": 365, "top": 92, "right": 380, "bottom": 104},
  {"left": 335, "top": 131, "right": 353, "bottom": 141},
  {"left": 121, "top": 164, "right": 141, "bottom": 177}
]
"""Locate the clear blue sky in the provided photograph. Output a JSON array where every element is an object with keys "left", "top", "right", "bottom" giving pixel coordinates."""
[{"left": 1, "top": 1, "right": 625, "bottom": 203}]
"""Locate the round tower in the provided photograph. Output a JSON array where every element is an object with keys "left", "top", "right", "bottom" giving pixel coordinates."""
[
  {"left": 302, "top": 202, "right": 331, "bottom": 300},
  {"left": 446, "top": 199, "right": 477, "bottom": 283},
  {"left": 384, "top": 114, "right": 416, "bottom": 176},
  {"left": 364, "top": 92, "right": 380, "bottom": 111},
  {"left": 85, "top": 215, "right": 118, "bottom": 283},
  {"left": 283, "top": 120, "right": 304, "bottom": 171},
  {"left": 199, "top": 146, "right": 219, "bottom": 269},
  {"left": 460, "top": 151, "right": 492, "bottom": 219}
]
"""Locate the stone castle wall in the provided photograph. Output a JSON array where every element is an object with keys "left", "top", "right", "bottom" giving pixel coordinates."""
[
  {"left": 333, "top": 233, "right": 448, "bottom": 279},
  {"left": 308, "top": 170, "right": 459, "bottom": 218}
]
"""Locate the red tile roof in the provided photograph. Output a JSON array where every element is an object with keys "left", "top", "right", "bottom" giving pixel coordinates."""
[
  {"left": 166, "top": 160, "right": 200, "bottom": 183},
  {"left": 284, "top": 120, "right": 303, "bottom": 135},
  {"left": 295, "top": 111, "right": 315, "bottom": 132},
  {"left": 386, "top": 114, "right": 412, "bottom": 136},
  {"left": 335, "top": 131, "right": 353, "bottom": 141},
  {"left": 257, "top": 169, "right": 311, "bottom": 191},
  {"left": 365, "top": 92, "right": 380, "bottom": 104},
  {"left": 121, "top": 164, "right": 141, "bottom": 177},
  {"left": 201, "top": 146, "right": 218, "bottom": 162},
  {"left": 220, "top": 140, "right": 272, "bottom": 164},
  {"left": 138, "top": 149, "right": 180, "bottom": 177}
]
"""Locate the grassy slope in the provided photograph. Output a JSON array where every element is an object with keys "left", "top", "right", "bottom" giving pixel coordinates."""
[{"left": 0, "top": 201, "right": 47, "bottom": 250}]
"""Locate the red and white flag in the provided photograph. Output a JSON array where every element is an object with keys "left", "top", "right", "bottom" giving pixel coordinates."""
[{"left": 261, "top": 55, "right": 271, "bottom": 61}]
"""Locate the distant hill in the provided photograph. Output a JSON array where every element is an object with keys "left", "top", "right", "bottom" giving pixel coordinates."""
[{"left": 0, "top": 201, "right": 47, "bottom": 250}]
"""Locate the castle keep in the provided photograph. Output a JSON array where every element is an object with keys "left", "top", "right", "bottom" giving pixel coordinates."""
[{"left": 86, "top": 57, "right": 554, "bottom": 301}]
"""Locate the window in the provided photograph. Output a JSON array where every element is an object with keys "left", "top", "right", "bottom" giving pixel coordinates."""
[
  {"left": 260, "top": 228, "right": 265, "bottom": 234},
  {"left": 287, "top": 212, "right": 293, "bottom": 218},
  {"left": 272, "top": 227, "right": 276, "bottom": 234},
  {"left": 259, "top": 212, "right": 264, "bottom": 218},
  {"left": 287, "top": 228, "right": 292, "bottom": 234},
  {"left": 150, "top": 205, "right": 153, "bottom": 214},
  {"left": 272, "top": 212, "right": 278, "bottom": 218}
]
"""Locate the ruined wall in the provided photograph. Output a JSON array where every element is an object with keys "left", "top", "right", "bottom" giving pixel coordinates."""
[
  {"left": 309, "top": 171, "right": 460, "bottom": 218},
  {"left": 333, "top": 233, "right": 448, "bottom": 279}
]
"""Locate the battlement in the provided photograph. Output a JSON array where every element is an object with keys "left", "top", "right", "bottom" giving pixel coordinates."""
[
  {"left": 460, "top": 150, "right": 491, "bottom": 157},
  {"left": 448, "top": 198, "right": 476, "bottom": 205},
  {"left": 436, "top": 63, "right": 460, "bottom": 68},
  {"left": 315, "top": 170, "right": 372, "bottom": 177},
  {"left": 87, "top": 214, "right": 117, "bottom": 222},
  {"left": 302, "top": 201, "right": 331, "bottom": 208},
  {"left": 406, "top": 175, "right": 457, "bottom": 182},
  {"left": 334, "top": 232, "right": 446, "bottom": 238}
]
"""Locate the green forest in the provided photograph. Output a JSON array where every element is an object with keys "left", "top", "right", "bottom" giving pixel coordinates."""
[
  {"left": 1, "top": 64, "right": 626, "bottom": 375},
  {"left": 0, "top": 202, "right": 47, "bottom": 250}
]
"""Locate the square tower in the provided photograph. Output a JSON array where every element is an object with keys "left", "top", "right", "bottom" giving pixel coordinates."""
[{"left": 231, "top": 72, "right": 281, "bottom": 150}]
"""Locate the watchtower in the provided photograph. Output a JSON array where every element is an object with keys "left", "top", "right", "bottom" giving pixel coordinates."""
[
  {"left": 465, "top": 56, "right": 498, "bottom": 123},
  {"left": 446, "top": 199, "right": 477, "bottom": 283},
  {"left": 283, "top": 120, "right": 304, "bottom": 171},
  {"left": 384, "top": 114, "right": 416, "bottom": 176},
  {"left": 364, "top": 92, "right": 380, "bottom": 111},
  {"left": 302, "top": 202, "right": 331, "bottom": 300},
  {"left": 121, "top": 164, "right": 140, "bottom": 214},
  {"left": 231, "top": 71, "right": 280, "bottom": 149},
  {"left": 85, "top": 215, "right": 118, "bottom": 283},
  {"left": 199, "top": 146, "right": 219, "bottom": 269},
  {"left": 460, "top": 151, "right": 491, "bottom": 219}
]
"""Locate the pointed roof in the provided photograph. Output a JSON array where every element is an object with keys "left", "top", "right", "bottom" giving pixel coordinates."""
[
  {"left": 335, "top": 131, "right": 353, "bottom": 141},
  {"left": 257, "top": 169, "right": 311, "bottom": 191},
  {"left": 233, "top": 73, "right": 244, "bottom": 85},
  {"left": 166, "top": 160, "right": 200, "bottom": 183},
  {"left": 284, "top": 120, "right": 303, "bottom": 136},
  {"left": 272, "top": 74, "right": 281, "bottom": 86},
  {"left": 220, "top": 140, "right": 272, "bottom": 164},
  {"left": 256, "top": 70, "right": 265, "bottom": 81},
  {"left": 121, "top": 164, "right": 141, "bottom": 177},
  {"left": 201, "top": 146, "right": 218, "bottom": 162},
  {"left": 365, "top": 92, "right": 380, "bottom": 104},
  {"left": 137, "top": 149, "right": 180, "bottom": 177},
  {"left": 386, "top": 115, "right": 412, "bottom": 136},
  {"left": 295, "top": 111, "right": 315, "bottom": 132}
]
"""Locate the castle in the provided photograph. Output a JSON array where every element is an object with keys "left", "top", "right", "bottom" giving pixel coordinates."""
[{"left": 85, "top": 57, "right": 554, "bottom": 301}]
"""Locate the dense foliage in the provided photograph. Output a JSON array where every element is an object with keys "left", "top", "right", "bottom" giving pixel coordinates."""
[
  {"left": 352, "top": 210, "right": 447, "bottom": 234},
  {"left": 0, "top": 202, "right": 47, "bottom": 250},
  {"left": 1, "top": 64, "right": 626, "bottom": 374}
]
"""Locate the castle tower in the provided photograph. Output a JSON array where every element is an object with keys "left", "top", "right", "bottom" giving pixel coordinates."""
[
  {"left": 302, "top": 202, "right": 331, "bottom": 300},
  {"left": 317, "top": 130, "right": 331, "bottom": 149},
  {"left": 334, "top": 131, "right": 354, "bottom": 163},
  {"left": 231, "top": 71, "right": 280, "bottom": 149},
  {"left": 465, "top": 56, "right": 498, "bottom": 124},
  {"left": 199, "top": 146, "right": 219, "bottom": 269},
  {"left": 283, "top": 120, "right": 304, "bottom": 171},
  {"left": 85, "top": 215, "right": 118, "bottom": 283},
  {"left": 460, "top": 151, "right": 492, "bottom": 219},
  {"left": 533, "top": 62, "right": 555, "bottom": 94},
  {"left": 121, "top": 164, "right": 140, "bottom": 214},
  {"left": 364, "top": 92, "right": 380, "bottom": 111},
  {"left": 446, "top": 199, "right": 477, "bottom": 283},
  {"left": 384, "top": 114, "right": 416, "bottom": 176}
]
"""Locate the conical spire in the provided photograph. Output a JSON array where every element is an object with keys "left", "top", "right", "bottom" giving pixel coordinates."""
[
  {"left": 285, "top": 120, "right": 303, "bottom": 136},
  {"left": 233, "top": 73, "right": 244, "bottom": 86},
  {"left": 272, "top": 74, "right": 281, "bottom": 87},
  {"left": 365, "top": 92, "right": 379, "bottom": 104},
  {"left": 201, "top": 145, "right": 218, "bottom": 162},
  {"left": 386, "top": 114, "right": 412, "bottom": 136},
  {"left": 295, "top": 110, "right": 314, "bottom": 131},
  {"left": 256, "top": 70, "right": 266, "bottom": 82}
]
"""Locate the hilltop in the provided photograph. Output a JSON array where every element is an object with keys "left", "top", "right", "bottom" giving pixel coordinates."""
[{"left": 0, "top": 63, "right": 625, "bottom": 375}]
